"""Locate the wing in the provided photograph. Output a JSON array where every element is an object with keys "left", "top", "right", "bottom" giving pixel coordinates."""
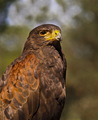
[
  {"left": 0, "top": 53, "right": 40, "bottom": 120},
  {"left": 63, "top": 53, "right": 67, "bottom": 80}
]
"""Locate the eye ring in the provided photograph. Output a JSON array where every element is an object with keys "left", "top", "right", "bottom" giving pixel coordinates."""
[{"left": 39, "top": 30, "right": 48, "bottom": 36}]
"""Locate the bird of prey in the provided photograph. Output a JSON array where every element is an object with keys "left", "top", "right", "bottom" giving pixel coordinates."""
[{"left": 0, "top": 24, "right": 67, "bottom": 120}]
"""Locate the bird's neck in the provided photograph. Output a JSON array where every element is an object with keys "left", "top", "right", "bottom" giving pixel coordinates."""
[
  {"left": 36, "top": 42, "right": 63, "bottom": 61},
  {"left": 52, "top": 42, "right": 63, "bottom": 60},
  {"left": 22, "top": 41, "right": 63, "bottom": 61}
]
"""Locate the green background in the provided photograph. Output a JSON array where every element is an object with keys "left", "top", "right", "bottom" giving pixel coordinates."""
[{"left": 0, "top": 0, "right": 98, "bottom": 120}]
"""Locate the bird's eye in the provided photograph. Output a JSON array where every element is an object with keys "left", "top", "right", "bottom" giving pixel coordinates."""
[{"left": 39, "top": 30, "right": 48, "bottom": 36}]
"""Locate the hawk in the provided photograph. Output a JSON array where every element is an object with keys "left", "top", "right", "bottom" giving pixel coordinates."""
[{"left": 0, "top": 24, "right": 67, "bottom": 120}]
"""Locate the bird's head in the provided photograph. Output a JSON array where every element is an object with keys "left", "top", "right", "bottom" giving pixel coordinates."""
[{"left": 23, "top": 24, "right": 62, "bottom": 51}]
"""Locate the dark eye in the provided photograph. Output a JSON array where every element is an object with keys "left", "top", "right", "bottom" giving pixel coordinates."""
[{"left": 39, "top": 30, "right": 48, "bottom": 36}]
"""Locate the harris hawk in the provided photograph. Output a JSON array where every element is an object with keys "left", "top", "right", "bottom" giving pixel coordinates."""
[{"left": 0, "top": 24, "right": 67, "bottom": 120}]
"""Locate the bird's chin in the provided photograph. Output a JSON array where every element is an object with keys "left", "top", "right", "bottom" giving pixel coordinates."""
[
  {"left": 53, "top": 39, "right": 61, "bottom": 44},
  {"left": 47, "top": 39, "right": 60, "bottom": 46},
  {"left": 56, "top": 37, "right": 62, "bottom": 41},
  {"left": 52, "top": 37, "right": 62, "bottom": 42},
  {"left": 53, "top": 37, "right": 62, "bottom": 43}
]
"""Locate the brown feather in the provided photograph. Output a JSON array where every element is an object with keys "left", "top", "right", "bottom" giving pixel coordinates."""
[
  {"left": 0, "top": 53, "right": 39, "bottom": 120},
  {"left": 0, "top": 24, "right": 67, "bottom": 120}
]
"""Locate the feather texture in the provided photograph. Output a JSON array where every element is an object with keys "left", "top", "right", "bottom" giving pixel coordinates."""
[{"left": 0, "top": 24, "right": 67, "bottom": 120}]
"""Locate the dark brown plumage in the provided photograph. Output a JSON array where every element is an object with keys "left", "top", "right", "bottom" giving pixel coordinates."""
[{"left": 0, "top": 24, "right": 67, "bottom": 120}]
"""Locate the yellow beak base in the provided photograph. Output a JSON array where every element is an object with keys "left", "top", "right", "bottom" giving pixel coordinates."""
[{"left": 45, "top": 30, "right": 61, "bottom": 41}]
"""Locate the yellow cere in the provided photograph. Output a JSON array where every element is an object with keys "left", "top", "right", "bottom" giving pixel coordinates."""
[{"left": 45, "top": 30, "right": 60, "bottom": 41}]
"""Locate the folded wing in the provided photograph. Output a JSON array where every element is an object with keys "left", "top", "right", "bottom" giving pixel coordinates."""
[{"left": 0, "top": 53, "right": 40, "bottom": 120}]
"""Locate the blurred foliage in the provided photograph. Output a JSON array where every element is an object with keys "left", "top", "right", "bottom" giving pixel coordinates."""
[
  {"left": 0, "top": 0, "right": 14, "bottom": 10},
  {"left": 0, "top": 26, "right": 30, "bottom": 75},
  {"left": 0, "top": 0, "right": 98, "bottom": 120},
  {"left": 56, "top": 0, "right": 66, "bottom": 11},
  {"left": 61, "top": 0, "right": 98, "bottom": 120},
  {"left": 0, "top": 0, "right": 16, "bottom": 31}
]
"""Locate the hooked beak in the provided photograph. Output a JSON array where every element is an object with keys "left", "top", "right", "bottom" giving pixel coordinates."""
[{"left": 44, "top": 30, "right": 62, "bottom": 41}]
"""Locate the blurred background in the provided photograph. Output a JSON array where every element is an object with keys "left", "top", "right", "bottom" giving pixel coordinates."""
[{"left": 0, "top": 0, "right": 98, "bottom": 120}]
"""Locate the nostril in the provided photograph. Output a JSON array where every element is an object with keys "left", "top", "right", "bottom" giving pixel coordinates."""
[{"left": 55, "top": 32, "right": 58, "bottom": 35}]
